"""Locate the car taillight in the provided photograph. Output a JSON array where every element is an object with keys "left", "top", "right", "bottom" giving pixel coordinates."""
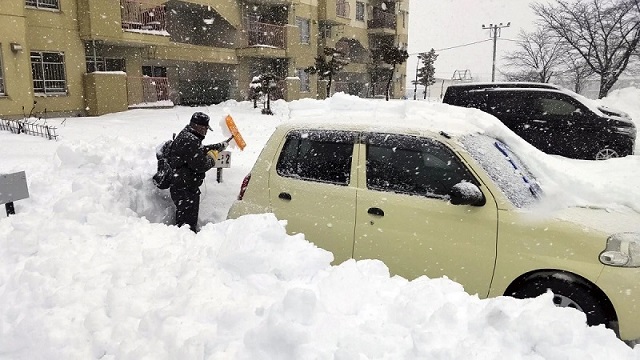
[{"left": 238, "top": 173, "right": 251, "bottom": 200}]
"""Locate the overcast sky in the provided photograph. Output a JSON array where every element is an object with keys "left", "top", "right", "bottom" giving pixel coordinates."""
[{"left": 407, "top": 0, "right": 548, "bottom": 85}]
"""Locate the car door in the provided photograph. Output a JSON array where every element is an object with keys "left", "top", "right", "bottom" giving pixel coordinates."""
[
  {"left": 488, "top": 91, "right": 553, "bottom": 153},
  {"left": 530, "top": 93, "right": 590, "bottom": 158},
  {"left": 269, "top": 129, "right": 359, "bottom": 265},
  {"left": 352, "top": 133, "right": 498, "bottom": 297}
]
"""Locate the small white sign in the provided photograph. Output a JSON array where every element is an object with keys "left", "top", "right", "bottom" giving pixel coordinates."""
[
  {"left": 214, "top": 151, "right": 231, "bottom": 168},
  {"left": 0, "top": 171, "right": 29, "bottom": 205}
]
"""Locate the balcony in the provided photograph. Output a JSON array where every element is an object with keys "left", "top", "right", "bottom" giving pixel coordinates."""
[
  {"left": 368, "top": 8, "right": 396, "bottom": 33},
  {"left": 120, "top": 0, "right": 167, "bottom": 32},
  {"left": 246, "top": 19, "right": 286, "bottom": 49},
  {"left": 127, "top": 76, "right": 171, "bottom": 105}
]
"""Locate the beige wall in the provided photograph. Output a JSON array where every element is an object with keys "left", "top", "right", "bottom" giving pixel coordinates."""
[
  {"left": 1, "top": 0, "right": 409, "bottom": 118},
  {"left": 84, "top": 72, "right": 128, "bottom": 116},
  {"left": 1, "top": 0, "right": 86, "bottom": 118}
]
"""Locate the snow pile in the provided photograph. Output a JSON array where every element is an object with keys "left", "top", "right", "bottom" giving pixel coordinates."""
[{"left": 1, "top": 93, "right": 639, "bottom": 358}]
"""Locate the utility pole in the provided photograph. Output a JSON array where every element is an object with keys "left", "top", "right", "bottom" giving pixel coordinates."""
[{"left": 482, "top": 22, "right": 510, "bottom": 82}]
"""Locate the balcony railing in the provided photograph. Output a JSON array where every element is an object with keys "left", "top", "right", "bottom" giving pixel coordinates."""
[
  {"left": 120, "top": 0, "right": 166, "bottom": 31},
  {"left": 129, "top": 76, "right": 170, "bottom": 103},
  {"left": 245, "top": 20, "right": 286, "bottom": 49},
  {"left": 336, "top": 1, "right": 350, "bottom": 18},
  {"left": 368, "top": 8, "right": 396, "bottom": 30}
]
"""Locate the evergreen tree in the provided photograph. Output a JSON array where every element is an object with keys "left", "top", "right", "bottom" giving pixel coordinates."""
[
  {"left": 373, "top": 44, "right": 409, "bottom": 101},
  {"left": 305, "top": 47, "right": 349, "bottom": 98},
  {"left": 413, "top": 49, "right": 438, "bottom": 99}
]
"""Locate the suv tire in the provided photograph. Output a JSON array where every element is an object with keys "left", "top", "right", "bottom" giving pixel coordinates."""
[{"left": 595, "top": 147, "right": 620, "bottom": 160}]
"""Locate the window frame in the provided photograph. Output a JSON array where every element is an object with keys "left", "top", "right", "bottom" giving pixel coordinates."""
[
  {"left": 25, "top": 0, "right": 59, "bottom": 10},
  {"left": 30, "top": 50, "right": 67, "bottom": 95},
  {"left": 356, "top": 2, "right": 366, "bottom": 21},
  {"left": 364, "top": 132, "right": 479, "bottom": 199},
  {"left": 295, "top": 17, "right": 311, "bottom": 45},
  {"left": 296, "top": 68, "right": 310, "bottom": 93},
  {"left": 276, "top": 129, "right": 357, "bottom": 186}
]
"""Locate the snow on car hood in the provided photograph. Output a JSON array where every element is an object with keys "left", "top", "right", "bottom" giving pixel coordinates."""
[{"left": 554, "top": 206, "right": 640, "bottom": 235}]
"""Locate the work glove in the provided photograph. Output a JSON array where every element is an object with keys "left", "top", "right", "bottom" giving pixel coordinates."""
[{"left": 207, "top": 149, "right": 219, "bottom": 160}]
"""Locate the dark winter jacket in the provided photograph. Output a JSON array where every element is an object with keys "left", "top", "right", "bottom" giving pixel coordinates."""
[{"left": 168, "top": 125, "right": 226, "bottom": 191}]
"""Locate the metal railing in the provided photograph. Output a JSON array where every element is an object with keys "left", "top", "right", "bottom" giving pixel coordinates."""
[
  {"left": 368, "top": 8, "right": 396, "bottom": 30},
  {"left": 0, "top": 119, "right": 58, "bottom": 141},
  {"left": 245, "top": 19, "right": 286, "bottom": 49},
  {"left": 129, "top": 76, "right": 170, "bottom": 103},
  {"left": 336, "top": 0, "right": 351, "bottom": 18},
  {"left": 26, "top": 0, "right": 59, "bottom": 10},
  {"left": 120, "top": 0, "right": 166, "bottom": 31}
]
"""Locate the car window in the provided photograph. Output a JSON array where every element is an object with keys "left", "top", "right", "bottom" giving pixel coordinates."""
[
  {"left": 460, "top": 134, "right": 542, "bottom": 208},
  {"left": 536, "top": 97, "right": 578, "bottom": 116},
  {"left": 276, "top": 130, "right": 355, "bottom": 185},
  {"left": 365, "top": 133, "right": 477, "bottom": 198},
  {"left": 488, "top": 93, "right": 533, "bottom": 115}
]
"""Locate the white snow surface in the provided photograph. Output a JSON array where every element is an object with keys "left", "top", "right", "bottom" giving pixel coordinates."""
[{"left": 1, "top": 91, "right": 640, "bottom": 359}]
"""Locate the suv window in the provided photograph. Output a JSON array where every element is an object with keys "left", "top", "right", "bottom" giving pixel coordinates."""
[
  {"left": 365, "top": 133, "right": 476, "bottom": 198},
  {"left": 276, "top": 130, "right": 355, "bottom": 185},
  {"left": 538, "top": 97, "right": 579, "bottom": 116}
]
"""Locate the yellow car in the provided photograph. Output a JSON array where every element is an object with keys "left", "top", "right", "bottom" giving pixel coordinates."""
[{"left": 228, "top": 122, "right": 640, "bottom": 342}]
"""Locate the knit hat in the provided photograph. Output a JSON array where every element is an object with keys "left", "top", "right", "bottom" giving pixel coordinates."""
[{"left": 190, "top": 112, "right": 212, "bottom": 130}]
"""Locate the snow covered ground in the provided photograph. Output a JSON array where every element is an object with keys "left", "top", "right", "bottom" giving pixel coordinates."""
[{"left": 1, "top": 89, "right": 639, "bottom": 359}]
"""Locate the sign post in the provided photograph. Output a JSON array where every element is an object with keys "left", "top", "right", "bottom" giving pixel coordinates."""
[{"left": 0, "top": 171, "right": 29, "bottom": 216}]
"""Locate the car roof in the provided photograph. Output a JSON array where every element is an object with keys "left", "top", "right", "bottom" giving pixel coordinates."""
[
  {"left": 446, "top": 82, "right": 561, "bottom": 90},
  {"left": 278, "top": 119, "right": 464, "bottom": 147}
]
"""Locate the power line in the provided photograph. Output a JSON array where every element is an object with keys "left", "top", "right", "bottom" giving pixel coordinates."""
[
  {"left": 482, "top": 22, "right": 511, "bottom": 82},
  {"left": 409, "top": 39, "right": 492, "bottom": 55}
]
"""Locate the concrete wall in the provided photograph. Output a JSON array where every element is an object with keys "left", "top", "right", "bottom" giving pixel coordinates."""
[{"left": 84, "top": 72, "right": 128, "bottom": 115}]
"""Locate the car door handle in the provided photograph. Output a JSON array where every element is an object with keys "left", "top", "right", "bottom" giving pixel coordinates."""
[
  {"left": 367, "top": 207, "right": 384, "bottom": 217},
  {"left": 278, "top": 192, "right": 292, "bottom": 201}
]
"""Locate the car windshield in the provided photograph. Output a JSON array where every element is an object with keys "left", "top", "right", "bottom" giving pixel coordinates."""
[{"left": 459, "top": 134, "right": 542, "bottom": 208}]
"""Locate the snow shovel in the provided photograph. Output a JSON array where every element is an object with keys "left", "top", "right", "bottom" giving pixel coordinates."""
[{"left": 225, "top": 115, "right": 246, "bottom": 150}]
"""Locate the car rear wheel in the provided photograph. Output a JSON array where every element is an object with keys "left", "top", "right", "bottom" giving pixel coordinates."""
[
  {"left": 595, "top": 147, "right": 620, "bottom": 160},
  {"left": 510, "top": 277, "right": 611, "bottom": 327}
]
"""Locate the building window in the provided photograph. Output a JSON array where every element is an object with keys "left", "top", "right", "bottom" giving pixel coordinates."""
[
  {"left": 25, "top": 0, "right": 59, "bottom": 10},
  {"left": 296, "top": 17, "right": 310, "bottom": 44},
  {"left": 84, "top": 41, "right": 126, "bottom": 73},
  {"left": 30, "top": 51, "right": 66, "bottom": 94},
  {"left": 320, "top": 24, "right": 332, "bottom": 39},
  {"left": 356, "top": 2, "right": 365, "bottom": 21},
  {"left": 142, "top": 65, "right": 167, "bottom": 78},
  {"left": 297, "top": 68, "right": 310, "bottom": 92},
  {"left": 0, "top": 48, "right": 5, "bottom": 95}
]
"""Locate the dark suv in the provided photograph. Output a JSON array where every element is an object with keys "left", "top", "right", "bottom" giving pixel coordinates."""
[{"left": 442, "top": 82, "right": 637, "bottom": 160}]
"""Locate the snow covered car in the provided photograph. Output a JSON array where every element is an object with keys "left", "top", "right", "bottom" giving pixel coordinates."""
[
  {"left": 227, "top": 121, "right": 640, "bottom": 342},
  {"left": 442, "top": 82, "right": 637, "bottom": 160}
]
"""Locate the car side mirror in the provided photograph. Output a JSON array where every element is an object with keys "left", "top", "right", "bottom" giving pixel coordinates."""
[{"left": 449, "top": 182, "right": 486, "bottom": 206}]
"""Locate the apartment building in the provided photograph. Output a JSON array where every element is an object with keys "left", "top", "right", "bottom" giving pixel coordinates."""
[{"left": 0, "top": 0, "right": 409, "bottom": 117}]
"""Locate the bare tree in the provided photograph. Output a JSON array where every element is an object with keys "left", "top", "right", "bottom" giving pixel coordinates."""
[
  {"left": 560, "top": 50, "right": 596, "bottom": 93},
  {"left": 501, "top": 28, "right": 565, "bottom": 83},
  {"left": 532, "top": 0, "right": 640, "bottom": 98}
]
